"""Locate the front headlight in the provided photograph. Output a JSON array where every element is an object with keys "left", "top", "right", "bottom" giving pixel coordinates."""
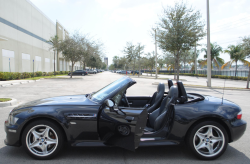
[{"left": 8, "top": 114, "right": 19, "bottom": 125}]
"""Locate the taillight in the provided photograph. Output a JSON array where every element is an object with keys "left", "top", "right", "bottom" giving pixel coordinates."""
[{"left": 237, "top": 111, "right": 242, "bottom": 119}]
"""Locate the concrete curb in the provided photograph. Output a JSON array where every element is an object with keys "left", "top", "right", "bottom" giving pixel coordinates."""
[
  {"left": 1, "top": 84, "right": 11, "bottom": 87},
  {"left": 0, "top": 98, "right": 17, "bottom": 107},
  {"left": 11, "top": 82, "right": 20, "bottom": 85},
  {"left": 0, "top": 79, "right": 40, "bottom": 87},
  {"left": 152, "top": 82, "right": 250, "bottom": 91}
]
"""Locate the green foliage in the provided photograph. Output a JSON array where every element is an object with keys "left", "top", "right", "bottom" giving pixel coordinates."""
[
  {"left": 222, "top": 44, "right": 249, "bottom": 77},
  {"left": 0, "top": 98, "right": 11, "bottom": 102},
  {"left": 36, "top": 71, "right": 43, "bottom": 76},
  {"left": 153, "top": 72, "right": 248, "bottom": 80},
  {"left": 109, "top": 64, "right": 115, "bottom": 70},
  {"left": 0, "top": 71, "right": 69, "bottom": 81},
  {"left": 201, "top": 43, "right": 224, "bottom": 69},
  {"left": 241, "top": 36, "right": 250, "bottom": 58},
  {"left": 156, "top": 2, "right": 205, "bottom": 81}
]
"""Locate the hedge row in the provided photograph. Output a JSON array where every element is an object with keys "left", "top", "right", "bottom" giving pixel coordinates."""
[
  {"left": 150, "top": 72, "right": 249, "bottom": 81},
  {"left": 0, "top": 71, "right": 70, "bottom": 81}
]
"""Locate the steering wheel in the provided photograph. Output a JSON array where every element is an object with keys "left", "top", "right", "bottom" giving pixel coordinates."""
[{"left": 123, "top": 93, "right": 130, "bottom": 107}]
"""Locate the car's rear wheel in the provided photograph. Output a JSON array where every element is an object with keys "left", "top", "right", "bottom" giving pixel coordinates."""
[
  {"left": 82, "top": 73, "right": 85, "bottom": 76},
  {"left": 187, "top": 121, "right": 228, "bottom": 160},
  {"left": 22, "top": 120, "right": 64, "bottom": 160}
]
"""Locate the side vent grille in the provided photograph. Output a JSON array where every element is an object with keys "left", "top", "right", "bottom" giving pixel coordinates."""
[{"left": 67, "top": 113, "right": 96, "bottom": 118}]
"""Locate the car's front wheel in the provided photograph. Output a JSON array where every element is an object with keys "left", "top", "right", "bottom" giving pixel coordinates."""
[
  {"left": 22, "top": 120, "right": 64, "bottom": 160},
  {"left": 187, "top": 121, "right": 228, "bottom": 160}
]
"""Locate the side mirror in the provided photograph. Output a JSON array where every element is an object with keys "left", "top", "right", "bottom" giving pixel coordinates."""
[
  {"left": 105, "top": 99, "right": 116, "bottom": 112},
  {"left": 105, "top": 99, "right": 114, "bottom": 108}
]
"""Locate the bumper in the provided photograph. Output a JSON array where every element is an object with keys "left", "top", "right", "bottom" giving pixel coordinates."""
[
  {"left": 4, "top": 120, "right": 21, "bottom": 147},
  {"left": 230, "top": 119, "right": 247, "bottom": 142}
]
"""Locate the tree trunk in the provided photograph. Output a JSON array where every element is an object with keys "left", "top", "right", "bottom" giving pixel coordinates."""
[
  {"left": 133, "top": 60, "right": 135, "bottom": 75},
  {"left": 174, "top": 65, "right": 176, "bottom": 80},
  {"left": 70, "top": 61, "right": 74, "bottom": 78},
  {"left": 176, "top": 54, "right": 180, "bottom": 82},
  {"left": 54, "top": 50, "right": 56, "bottom": 76},
  {"left": 235, "top": 61, "right": 238, "bottom": 77},
  {"left": 138, "top": 58, "right": 141, "bottom": 77},
  {"left": 84, "top": 62, "right": 86, "bottom": 70},
  {"left": 247, "top": 65, "right": 250, "bottom": 89}
]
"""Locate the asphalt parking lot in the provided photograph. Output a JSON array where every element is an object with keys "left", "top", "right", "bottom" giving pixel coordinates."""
[{"left": 0, "top": 72, "right": 249, "bottom": 164}]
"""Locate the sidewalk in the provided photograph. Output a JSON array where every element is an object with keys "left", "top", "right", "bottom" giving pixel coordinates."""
[
  {"left": 0, "top": 75, "right": 86, "bottom": 87},
  {"left": 141, "top": 73, "right": 249, "bottom": 89},
  {"left": 0, "top": 79, "right": 40, "bottom": 87}
]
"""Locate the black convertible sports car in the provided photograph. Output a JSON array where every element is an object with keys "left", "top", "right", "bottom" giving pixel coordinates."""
[{"left": 4, "top": 76, "right": 246, "bottom": 160}]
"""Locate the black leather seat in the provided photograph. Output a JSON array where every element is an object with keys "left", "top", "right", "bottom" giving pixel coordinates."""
[
  {"left": 177, "top": 81, "right": 187, "bottom": 104},
  {"left": 147, "top": 83, "right": 165, "bottom": 113},
  {"left": 168, "top": 79, "right": 173, "bottom": 90},
  {"left": 145, "top": 86, "right": 178, "bottom": 132}
]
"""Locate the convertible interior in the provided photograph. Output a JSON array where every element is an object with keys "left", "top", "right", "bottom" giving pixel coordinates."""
[{"left": 119, "top": 80, "right": 204, "bottom": 134}]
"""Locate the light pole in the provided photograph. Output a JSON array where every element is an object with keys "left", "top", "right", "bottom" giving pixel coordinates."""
[
  {"left": 33, "top": 59, "right": 34, "bottom": 78},
  {"left": 154, "top": 28, "right": 158, "bottom": 79},
  {"left": 9, "top": 58, "right": 11, "bottom": 72},
  {"left": 194, "top": 42, "right": 197, "bottom": 74},
  {"left": 207, "top": 0, "right": 211, "bottom": 87}
]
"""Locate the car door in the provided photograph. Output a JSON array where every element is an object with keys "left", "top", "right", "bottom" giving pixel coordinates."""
[
  {"left": 98, "top": 85, "right": 148, "bottom": 151},
  {"left": 127, "top": 96, "right": 151, "bottom": 107},
  {"left": 98, "top": 105, "right": 147, "bottom": 151}
]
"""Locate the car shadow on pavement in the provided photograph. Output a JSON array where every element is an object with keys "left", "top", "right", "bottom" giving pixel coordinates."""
[{"left": 0, "top": 144, "right": 249, "bottom": 164}]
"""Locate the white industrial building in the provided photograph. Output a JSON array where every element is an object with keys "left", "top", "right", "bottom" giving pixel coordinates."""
[{"left": 0, "top": 0, "right": 80, "bottom": 73}]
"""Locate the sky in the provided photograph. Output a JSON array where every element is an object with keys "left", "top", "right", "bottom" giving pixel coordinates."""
[{"left": 30, "top": 0, "right": 250, "bottom": 65}]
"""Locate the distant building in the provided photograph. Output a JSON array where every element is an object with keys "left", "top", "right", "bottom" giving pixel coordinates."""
[
  {"left": 104, "top": 57, "right": 108, "bottom": 67},
  {"left": 0, "top": 0, "right": 81, "bottom": 72}
]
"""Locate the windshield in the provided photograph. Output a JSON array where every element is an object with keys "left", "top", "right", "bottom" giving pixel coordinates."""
[{"left": 90, "top": 77, "right": 133, "bottom": 103}]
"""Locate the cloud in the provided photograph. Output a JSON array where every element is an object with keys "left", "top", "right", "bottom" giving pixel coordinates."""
[
  {"left": 95, "top": 0, "right": 122, "bottom": 9},
  {"left": 108, "top": 2, "right": 160, "bottom": 27}
]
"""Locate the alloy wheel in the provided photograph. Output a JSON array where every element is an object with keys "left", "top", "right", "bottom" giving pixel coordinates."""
[
  {"left": 193, "top": 125, "right": 225, "bottom": 157},
  {"left": 26, "top": 125, "right": 58, "bottom": 157}
]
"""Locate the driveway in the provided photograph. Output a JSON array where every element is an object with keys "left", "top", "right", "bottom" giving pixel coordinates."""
[{"left": 0, "top": 72, "right": 249, "bottom": 164}]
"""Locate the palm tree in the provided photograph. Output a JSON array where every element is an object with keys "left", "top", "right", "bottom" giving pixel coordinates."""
[
  {"left": 47, "top": 35, "right": 60, "bottom": 76},
  {"left": 241, "top": 36, "right": 250, "bottom": 88},
  {"left": 222, "top": 44, "right": 249, "bottom": 77},
  {"left": 188, "top": 50, "right": 200, "bottom": 71},
  {"left": 200, "top": 43, "right": 224, "bottom": 70}
]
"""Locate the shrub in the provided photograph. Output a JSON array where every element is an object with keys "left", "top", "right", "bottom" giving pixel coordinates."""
[
  {"left": 0, "top": 72, "right": 3, "bottom": 80},
  {"left": 48, "top": 72, "right": 53, "bottom": 76},
  {"left": 36, "top": 71, "right": 43, "bottom": 76}
]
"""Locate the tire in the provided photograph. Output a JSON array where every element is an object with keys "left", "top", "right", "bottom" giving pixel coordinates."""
[
  {"left": 187, "top": 121, "right": 228, "bottom": 160},
  {"left": 82, "top": 73, "right": 85, "bottom": 76},
  {"left": 22, "top": 119, "right": 65, "bottom": 160}
]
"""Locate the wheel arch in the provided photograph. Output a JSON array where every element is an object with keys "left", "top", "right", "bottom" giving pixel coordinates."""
[
  {"left": 19, "top": 116, "right": 68, "bottom": 146},
  {"left": 185, "top": 117, "right": 232, "bottom": 143}
]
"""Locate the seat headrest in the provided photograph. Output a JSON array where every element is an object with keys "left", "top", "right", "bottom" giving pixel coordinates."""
[
  {"left": 177, "top": 81, "right": 187, "bottom": 103},
  {"left": 168, "top": 80, "right": 173, "bottom": 90},
  {"left": 157, "top": 83, "right": 165, "bottom": 93},
  {"left": 168, "top": 86, "right": 178, "bottom": 98}
]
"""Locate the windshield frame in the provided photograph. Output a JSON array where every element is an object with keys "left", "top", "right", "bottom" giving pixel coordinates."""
[{"left": 89, "top": 76, "right": 135, "bottom": 104}]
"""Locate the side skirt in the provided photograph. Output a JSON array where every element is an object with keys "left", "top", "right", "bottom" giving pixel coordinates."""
[{"left": 72, "top": 139, "right": 179, "bottom": 147}]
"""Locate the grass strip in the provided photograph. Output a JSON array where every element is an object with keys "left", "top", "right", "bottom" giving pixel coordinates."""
[
  {"left": 0, "top": 98, "right": 11, "bottom": 102},
  {"left": 24, "top": 74, "right": 68, "bottom": 80}
]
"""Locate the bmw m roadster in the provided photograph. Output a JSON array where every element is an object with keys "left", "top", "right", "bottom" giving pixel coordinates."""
[{"left": 4, "top": 76, "right": 246, "bottom": 160}]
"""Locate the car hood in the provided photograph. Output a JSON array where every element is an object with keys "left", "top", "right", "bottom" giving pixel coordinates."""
[{"left": 14, "top": 95, "right": 98, "bottom": 109}]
